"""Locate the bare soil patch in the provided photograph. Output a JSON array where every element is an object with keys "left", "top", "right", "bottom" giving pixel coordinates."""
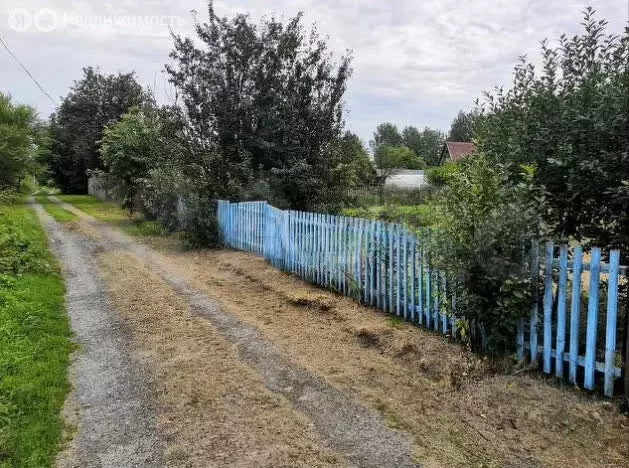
[
  {"left": 144, "top": 243, "right": 629, "bottom": 468},
  {"left": 98, "top": 250, "right": 349, "bottom": 468}
]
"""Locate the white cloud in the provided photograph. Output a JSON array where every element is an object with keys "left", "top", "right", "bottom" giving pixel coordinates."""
[{"left": 1, "top": 0, "right": 626, "bottom": 142}]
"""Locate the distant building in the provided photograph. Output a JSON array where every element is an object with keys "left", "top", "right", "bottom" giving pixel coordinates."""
[
  {"left": 375, "top": 169, "right": 427, "bottom": 189},
  {"left": 439, "top": 141, "right": 476, "bottom": 165}
]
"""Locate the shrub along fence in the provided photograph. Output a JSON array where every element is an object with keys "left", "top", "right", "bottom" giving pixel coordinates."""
[{"left": 217, "top": 200, "right": 627, "bottom": 397}]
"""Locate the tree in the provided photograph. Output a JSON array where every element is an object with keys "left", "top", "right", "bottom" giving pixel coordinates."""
[
  {"left": 370, "top": 123, "right": 403, "bottom": 167},
  {"left": 402, "top": 126, "right": 444, "bottom": 167},
  {"left": 98, "top": 106, "right": 165, "bottom": 210},
  {"left": 0, "top": 93, "right": 46, "bottom": 190},
  {"left": 166, "top": 1, "right": 353, "bottom": 210},
  {"left": 377, "top": 145, "right": 425, "bottom": 181},
  {"left": 46, "top": 67, "right": 147, "bottom": 193},
  {"left": 477, "top": 8, "right": 629, "bottom": 252},
  {"left": 331, "top": 132, "right": 375, "bottom": 186},
  {"left": 447, "top": 110, "right": 479, "bottom": 142},
  {"left": 372, "top": 124, "right": 444, "bottom": 168}
]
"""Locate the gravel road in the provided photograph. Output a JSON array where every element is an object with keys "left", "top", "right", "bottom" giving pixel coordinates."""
[{"left": 35, "top": 204, "right": 163, "bottom": 468}]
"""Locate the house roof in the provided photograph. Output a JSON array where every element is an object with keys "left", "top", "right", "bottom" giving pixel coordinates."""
[{"left": 443, "top": 141, "right": 476, "bottom": 161}]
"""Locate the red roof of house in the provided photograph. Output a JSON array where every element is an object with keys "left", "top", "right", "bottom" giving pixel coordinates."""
[{"left": 444, "top": 141, "right": 476, "bottom": 161}]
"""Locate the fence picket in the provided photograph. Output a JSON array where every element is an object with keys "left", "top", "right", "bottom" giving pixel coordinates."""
[
  {"left": 403, "top": 231, "right": 409, "bottom": 320},
  {"left": 604, "top": 250, "right": 620, "bottom": 397},
  {"left": 569, "top": 246, "right": 583, "bottom": 384},
  {"left": 410, "top": 235, "right": 416, "bottom": 322},
  {"left": 418, "top": 238, "right": 423, "bottom": 326},
  {"left": 530, "top": 241, "right": 540, "bottom": 362},
  {"left": 388, "top": 224, "right": 394, "bottom": 314},
  {"left": 584, "top": 247, "right": 602, "bottom": 390},
  {"left": 543, "top": 243, "right": 555, "bottom": 374},
  {"left": 396, "top": 226, "right": 402, "bottom": 317},
  {"left": 555, "top": 246, "right": 569, "bottom": 378},
  {"left": 425, "top": 248, "right": 431, "bottom": 329}
]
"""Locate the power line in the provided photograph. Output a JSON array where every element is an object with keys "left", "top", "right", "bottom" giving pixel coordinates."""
[{"left": 0, "top": 33, "right": 57, "bottom": 105}]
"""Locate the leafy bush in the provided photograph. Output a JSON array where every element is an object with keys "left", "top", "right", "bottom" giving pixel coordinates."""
[
  {"left": 426, "top": 162, "right": 460, "bottom": 186},
  {"left": 432, "top": 154, "right": 549, "bottom": 353},
  {"left": 140, "top": 167, "right": 187, "bottom": 231},
  {"left": 179, "top": 194, "right": 220, "bottom": 248},
  {"left": 477, "top": 8, "right": 629, "bottom": 252},
  {"left": 0, "top": 190, "right": 19, "bottom": 206}
]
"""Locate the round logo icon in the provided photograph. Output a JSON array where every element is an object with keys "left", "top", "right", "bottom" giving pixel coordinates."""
[
  {"left": 7, "top": 8, "right": 33, "bottom": 32},
  {"left": 33, "top": 8, "right": 58, "bottom": 33}
]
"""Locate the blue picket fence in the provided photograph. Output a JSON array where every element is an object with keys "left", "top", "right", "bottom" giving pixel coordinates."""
[{"left": 217, "top": 200, "right": 626, "bottom": 396}]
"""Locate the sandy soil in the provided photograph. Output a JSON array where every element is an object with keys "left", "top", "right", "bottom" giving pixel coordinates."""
[
  {"left": 146, "top": 245, "right": 629, "bottom": 468},
  {"left": 98, "top": 250, "right": 351, "bottom": 468}
]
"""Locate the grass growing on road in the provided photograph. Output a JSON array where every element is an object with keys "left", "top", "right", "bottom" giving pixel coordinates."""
[
  {"left": 36, "top": 197, "right": 78, "bottom": 223},
  {"left": 0, "top": 200, "right": 73, "bottom": 468},
  {"left": 56, "top": 195, "right": 128, "bottom": 224},
  {"left": 57, "top": 195, "right": 168, "bottom": 237}
]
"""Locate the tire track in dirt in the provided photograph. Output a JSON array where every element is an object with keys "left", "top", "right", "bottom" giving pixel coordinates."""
[
  {"left": 49, "top": 199, "right": 421, "bottom": 468},
  {"left": 98, "top": 251, "right": 348, "bottom": 467},
  {"left": 34, "top": 203, "right": 164, "bottom": 467}
]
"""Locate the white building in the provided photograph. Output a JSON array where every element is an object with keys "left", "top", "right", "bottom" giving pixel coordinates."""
[{"left": 376, "top": 169, "right": 428, "bottom": 189}]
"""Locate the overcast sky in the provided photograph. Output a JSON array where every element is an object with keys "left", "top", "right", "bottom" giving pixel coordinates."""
[{"left": 1, "top": 1, "right": 627, "bottom": 143}]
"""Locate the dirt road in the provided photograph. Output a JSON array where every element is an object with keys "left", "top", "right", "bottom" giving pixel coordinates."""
[
  {"left": 42, "top": 199, "right": 629, "bottom": 468},
  {"left": 42, "top": 200, "right": 420, "bottom": 467}
]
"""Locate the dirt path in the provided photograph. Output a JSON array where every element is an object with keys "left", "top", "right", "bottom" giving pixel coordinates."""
[
  {"left": 34, "top": 204, "right": 163, "bottom": 467},
  {"left": 45, "top": 198, "right": 629, "bottom": 467},
  {"left": 42, "top": 200, "right": 421, "bottom": 467}
]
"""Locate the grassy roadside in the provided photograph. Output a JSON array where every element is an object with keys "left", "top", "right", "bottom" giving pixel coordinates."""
[
  {"left": 56, "top": 195, "right": 167, "bottom": 237},
  {"left": 36, "top": 197, "right": 78, "bottom": 223},
  {"left": 0, "top": 200, "right": 73, "bottom": 467}
]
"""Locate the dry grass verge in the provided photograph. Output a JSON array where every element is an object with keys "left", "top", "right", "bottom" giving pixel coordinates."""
[
  {"left": 98, "top": 250, "right": 348, "bottom": 468},
  {"left": 144, "top": 244, "right": 629, "bottom": 468}
]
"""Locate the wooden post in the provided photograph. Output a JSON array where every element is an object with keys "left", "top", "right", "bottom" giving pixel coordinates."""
[{"left": 624, "top": 281, "right": 629, "bottom": 401}]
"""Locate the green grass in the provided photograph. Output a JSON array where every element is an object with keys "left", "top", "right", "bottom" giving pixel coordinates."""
[
  {"left": 57, "top": 195, "right": 169, "bottom": 238},
  {"left": 122, "top": 220, "right": 168, "bottom": 237},
  {"left": 36, "top": 197, "right": 78, "bottom": 223},
  {"left": 55, "top": 195, "right": 128, "bottom": 224},
  {"left": 0, "top": 201, "right": 73, "bottom": 468},
  {"left": 341, "top": 204, "right": 436, "bottom": 227}
]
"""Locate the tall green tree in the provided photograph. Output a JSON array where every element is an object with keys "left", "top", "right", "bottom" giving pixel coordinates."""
[
  {"left": 447, "top": 110, "right": 479, "bottom": 142},
  {"left": 372, "top": 123, "right": 444, "bottom": 167},
  {"left": 402, "top": 126, "right": 444, "bottom": 166},
  {"left": 331, "top": 132, "right": 375, "bottom": 186},
  {"left": 166, "top": 1, "right": 352, "bottom": 210},
  {"left": 0, "top": 93, "right": 46, "bottom": 190},
  {"left": 98, "top": 106, "right": 169, "bottom": 210},
  {"left": 370, "top": 123, "right": 403, "bottom": 167},
  {"left": 47, "top": 67, "right": 147, "bottom": 193},
  {"left": 477, "top": 8, "right": 629, "bottom": 251}
]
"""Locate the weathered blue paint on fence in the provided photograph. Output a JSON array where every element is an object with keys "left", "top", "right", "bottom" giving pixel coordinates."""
[
  {"left": 569, "top": 246, "right": 583, "bottom": 384},
  {"left": 530, "top": 242, "right": 540, "bottom": 363},
  {"left": 585, "top": 248, "right": 602, "bottom": 390},
  {"left": 604, "top": 250, "right": 620, "bottom": 397},
  {"left": 217, "top": 200, "right": 626, "bottom": 396},
  {"left": 543, "top": 243, "right": 555, "bottom": 374},
  {"left": 555, "top": 246, "right": 569, "bottom": 378}
]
